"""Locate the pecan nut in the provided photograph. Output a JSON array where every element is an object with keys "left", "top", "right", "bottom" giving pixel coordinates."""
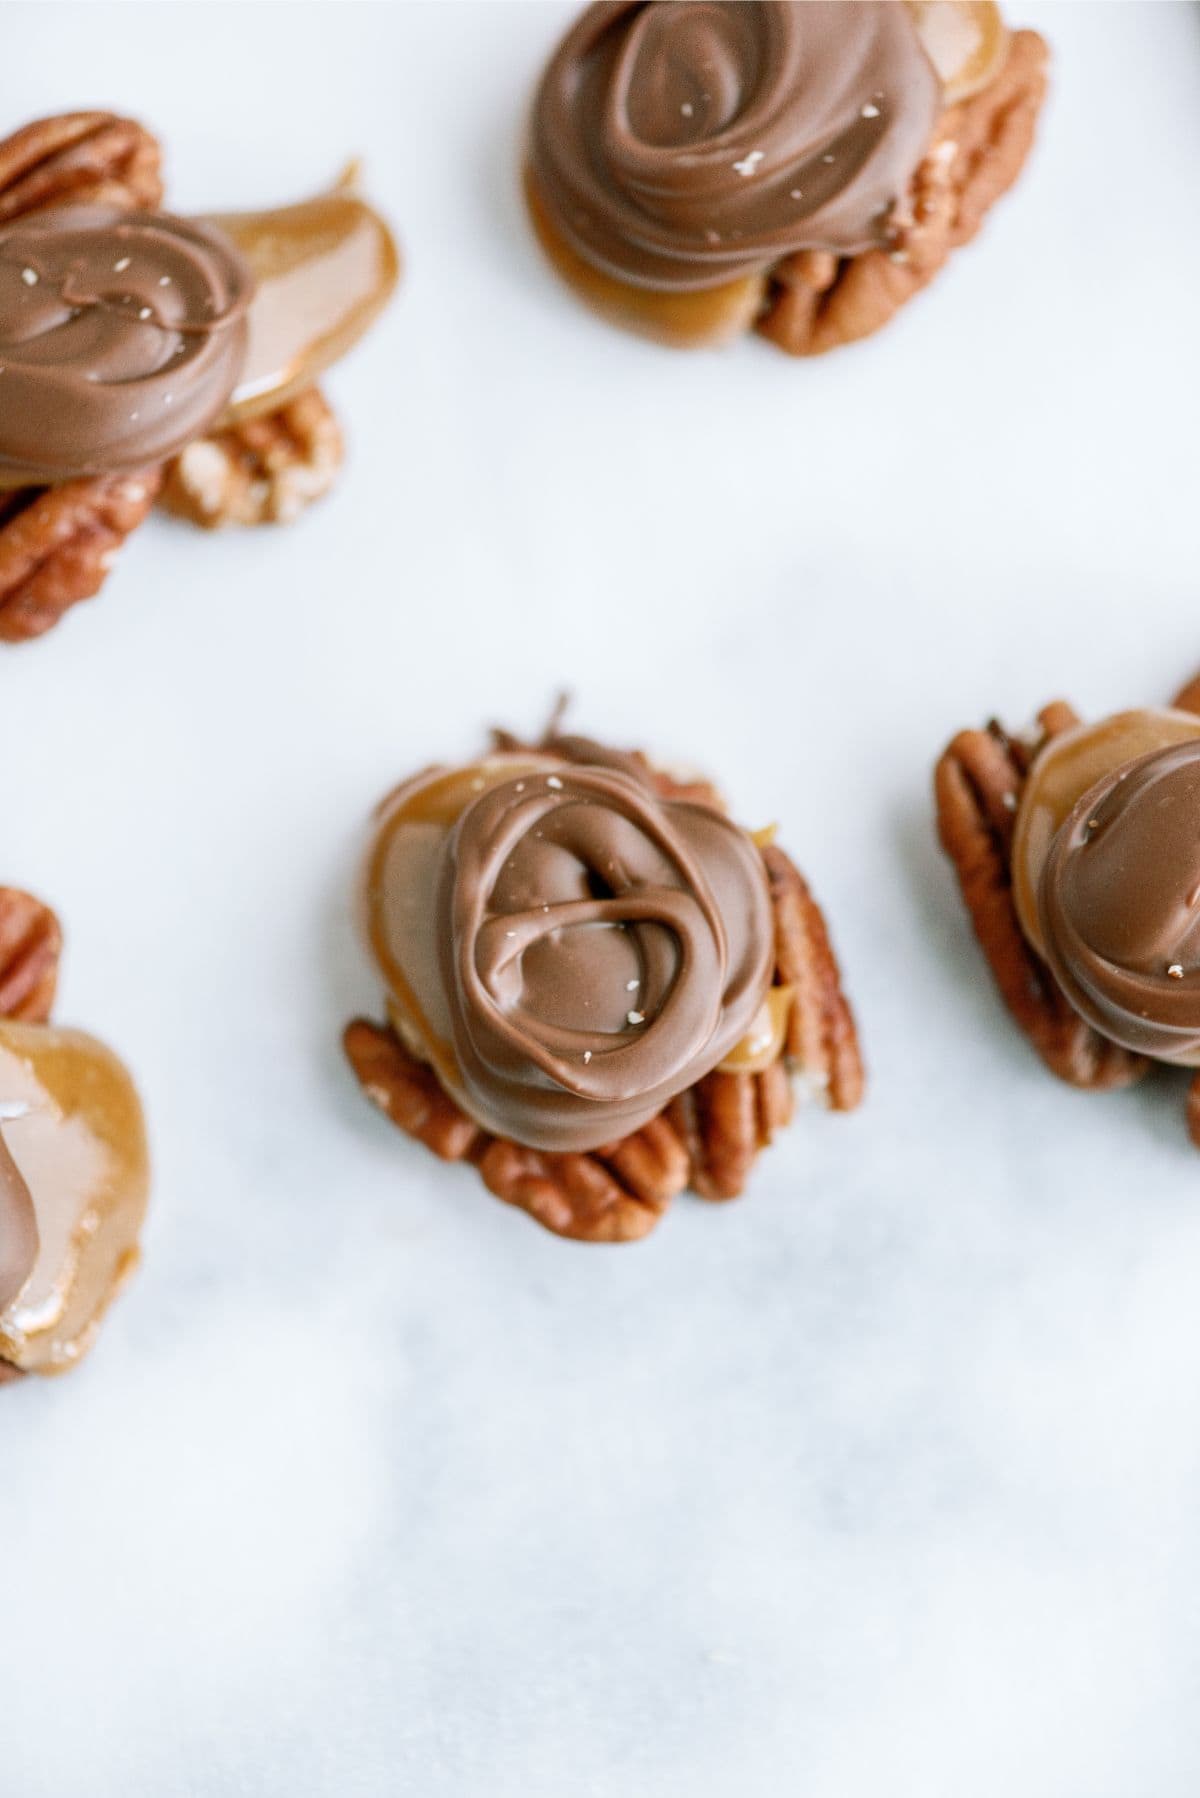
[
  {"left": 343, "top": 1018, "right": 687, "bottom": 1242},
  {"left": 0, "top": 470, "right": 162, "bottom": 643},
  {"left": 935, "top": 704, "right": 1149, "bottom": 1090},
  {"left": 669, "top": 1062, "right": 794, "bottom": 1202},
  {"left": 0, "top": 888, "right": 61, "bottom": 1023},
  {"left": 0, "top": 111, "right": 162, "bottom": 222},
  {"left": 1187, "top": 1075, "right": 1200, "bottom": 1152},
  {"left": 477, "top": 1120, "right": 683, "bottom": 1242},
  {"left": 666, "top": 845, "right": 862, "bottom": 1201},
  {"left": 764, "top": 844, "right": 864, "bottom": 1113},
  {"left": 343, "top": 1017, "right": 484, "bottom": 1164},
  {"left": 160, "top": 387, "right": 344, "bottom": 529},
  {"left": 759, "top": 29, "right": 1048, "bottom": 356}
]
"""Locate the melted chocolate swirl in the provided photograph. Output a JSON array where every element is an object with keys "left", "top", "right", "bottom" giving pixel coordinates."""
[
  {"left": 436, "top": 760, "right": 774, "bottom": 1150},
  {"left": 0, "top": 204, "right": 252, "bottom": 480},
  {"left": 1040, "top": 742, "right": 1200, "bottom": 1061},
  {"left": 529, "top": 0, "right": 941, "bottom": 291}
]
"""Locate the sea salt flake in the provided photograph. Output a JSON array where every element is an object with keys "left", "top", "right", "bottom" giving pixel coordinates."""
[
  {"left": 1169, "top": 964, "right": 1185, "bottom": 980},
  {"left": 583, "top": 1051, "right": 593, "bottom": 1064},
  {"left": 732, "top": 150, "right": 764, "bottom": 177},
  {"left": 20, "top": 268, "right": 37, "bottom": 286},
  {"left": 138, "top": 307, "right": 152, "bottom": 320},
  {"left": 114, "top": 256, "right": 131, "bottom": 272},
  {"left": 547, "top": 775, "right": 564, "bottom": 790},
  {"left": 626, "top": 978, "right": 639, "bottom": 991},
  {"left": 681, "top": 101, "right": 694, "bottom": 117},
  {"left": 861, "top": 102, "right": 881, "bottom": 119},
  {"left": 627, "top": 1010, "right": 645, "bottom": 1026}
]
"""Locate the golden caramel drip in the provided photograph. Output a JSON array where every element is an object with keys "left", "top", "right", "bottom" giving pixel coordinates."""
[
  {"left": 0, "top": 1021, "right": 149, "bottom": 1375},
  {"left": 210, "top": 176, "right": 400, "bottom": 426},
  {"left": 1013, "top": 709, "right": 1200, "bottom": 962},
  {"left": 366, "top": 756, "right": 557, "bottom": 1098},
  {"left": 525, "top": 171, "right": 766, "bottom": 350},
  {"left": 717, "top": 985, "right": 795, "bottom": 1076},
  {"left": 907, "top": 1, "right": 1009, "bottom": 103}
]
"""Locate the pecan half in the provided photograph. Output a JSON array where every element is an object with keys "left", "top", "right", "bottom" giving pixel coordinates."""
[
  {"left": 759, "top": 29, "right": 1048, "bottom": 356},
  {"left": 477, "top": 1121, "right": 683, "bottom": 1242},
  {"left": 1187, "top": 1076, "right": 1200, "bottom": 1152},
  {"left": 764, "top": 845, "right": 864, "bottom": 1113},
  {"left": 0, "top": 470, "right": 162, "bottom": 643},
  {"left": 1173, "top": 673, "right": 1200, "bottom": 717},
  {"left": 0, "top": 111, "right": 162, "bottom": 222},
  {"left": 669, "top": 1062, "right": 794, "bottom": 1202},
  {"left": 343, "top": 1017, "right": 685, "bottom": 1242},
  {"left": 935, "top": 704, "right": 1149, "bottom": 1090},
  {"left": 343, "top": 1017, "right": 484, "bottom": 1164},
  {"left": 0, "top": 888, "right": 61, "bottom": 1023},
  {"left": 665, "top": 845, "right": 862, "bottom": 1201},
  {"left": 160, "top": 388, "right": 344, "bottom": 529}
]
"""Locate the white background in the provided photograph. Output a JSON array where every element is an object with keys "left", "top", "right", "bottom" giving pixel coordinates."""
[{"left": 1, "top": 4, "right": 1199, "bottom": 1793}]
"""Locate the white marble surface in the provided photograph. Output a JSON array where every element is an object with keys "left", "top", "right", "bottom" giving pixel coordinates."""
[{"left": 2, "top": 3, "right": 1199, "bottom": 1792}]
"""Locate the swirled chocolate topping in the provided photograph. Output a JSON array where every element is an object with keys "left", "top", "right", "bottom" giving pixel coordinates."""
[
  {"left": 367, "top": 748, "right": 775, "bottom": 1152},
  {"left": 1039, "top": 742, "right": 1200, "bottom": 1061},
  {"left": 529, "top": 0, "right": 941, "bottom": 291},
  {"left": 440, "top": 762, "right": 774, "bottom": 1148},
  {"left": 0, "top": 204, "right": 252, "bottom": 480},
  {"left": 0, "top": 1126, "right": 36, "bottom": 1313}
]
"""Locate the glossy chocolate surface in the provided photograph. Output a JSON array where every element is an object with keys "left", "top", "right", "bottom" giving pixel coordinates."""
[
  {"left": 528, "top": 0, "right": 941, "bottom": 292},
  {"left": 1039, "top": 741, "right": 1200, "bottom": 1062},
  {"left": 1013, "top": 709, "right": 1200, "bottom": 959},
  {"left": 0, "top": 205, "right": 252, "bottom": 480},
  {"left": 365, "top": 745, "right": 775, "bottom": 1153}
]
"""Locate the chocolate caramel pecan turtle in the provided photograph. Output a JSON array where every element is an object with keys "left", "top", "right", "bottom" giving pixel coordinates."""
[
  {"left": 0, "top": 111, "right": 398, "bottom": 640},
  {"left": 525, "top": 0, "right": 1047, "bottom": 351},
  {"left": 936, "top": 675, "right": 1200, "bottom": 1145},
  {"left": 345, "top": 725, "right": 863, "bottom": 1241},
  {"left": 0, "top": 886, "right": 150, "bottom": 1383}
]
